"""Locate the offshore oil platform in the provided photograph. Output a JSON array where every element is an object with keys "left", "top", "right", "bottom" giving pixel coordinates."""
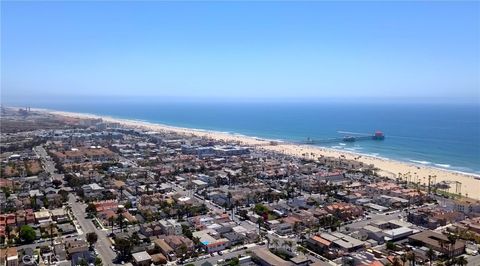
[{"left": 303, "top": 130, "right": 385, "bottom": 144}]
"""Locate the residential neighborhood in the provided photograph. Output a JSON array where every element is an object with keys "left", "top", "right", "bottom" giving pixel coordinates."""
[{"left": 1, "top": 108, "right": 479, "bottom": 266}]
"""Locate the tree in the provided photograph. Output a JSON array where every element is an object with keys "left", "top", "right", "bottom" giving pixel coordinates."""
[
  {"left": 115, "top": 237, "right": 133, "bottom": 259},
  {"left": 86, "top": 203, "right": 97, "bottom": 214},
  {"left": 86, "top": 232, "right": 98, "bottom": 249},
  {"left": 285, "top": 240, "right": 294, "bottom": 251},
  {"left": 119, "top": 186, "right": 124, "bottom": 201},
  {"left": 406, "top": 251, "right": 416, "bottom": 266},
  {"left": 182, "top": 224, "right": 193, "bottom": 239},
  {"left": 130, "top": 232, "right": 140, "bottom": 246},
  {"left": 400, "top": 253, "right": 407, "bottom": 266},
  {"left": 447, "top": 233, "right": 457, "bottom": 258},
  {"left": 271, "top": 238, "right": 279, "bottom": 249},
  {"left": 256, "top": 217, "right": 264, "bottom": 234},
  {"left": 386, "top": 241, "right": 396, "bottom": 251},
  {"left": 94, "top": 257, "right": 103, "bottom": 266},
  {"left": 108, "top": 216, "right": 115, "bottom": 234},
  {"left": 52, "top": 179, "right": 62, "bottom": 188},
  {"left": 116, "top": 213, "right": 125, "bottom": 232},
  {"left": 78, "top": 259, "right": 88, "bottom": 266},
  {"left": 455, "top": 256, "right": 467, "bottom": 266},
  {"left": 19, "top": 225, "right": 36, "bottom": 243},
  {"left": 49, "top": 222, "right": 55, "bottom": 246},
  {"left": 392, "top": 257, "right": 402, "bottom": 266},
  {"left": 58, "top": 189, "right": 69, "bottom": 202},
  {"left": 426, "top": 248, "right": 435, "bottom": 266}
]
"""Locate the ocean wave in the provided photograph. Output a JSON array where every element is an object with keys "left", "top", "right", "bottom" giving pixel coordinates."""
[
  {"left": 331, "top": 145, "right": 344, "bottom": 149},
  {"left": 434, "top": 163, "right": 451, "bottom": 168},
  {"left": 339, "top": 143, "right": 346, "bottom": 146},
  {"left": 409, "top": 160, "right": 432, "bottom": 165}
]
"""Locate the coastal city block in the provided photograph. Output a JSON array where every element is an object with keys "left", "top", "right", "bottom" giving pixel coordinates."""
[{"left": 1, "top": 107, "right": 479, "bottom": 266}]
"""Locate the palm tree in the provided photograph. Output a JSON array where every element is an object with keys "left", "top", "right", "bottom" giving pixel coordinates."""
[
  {"left": 117, "top": 213, "right": 124, "bottom": 232},
  {"left": 257, "top": 217, "right": 264, "bottom": 234},
  {"left": 285, "top": 240, "right": 294, "bottom": 251},
  {"left": 447, "top": 233, "right": 457, "bottom": 258},
  {"left": 271, "top": 238, "right": 279, "bottom": 250},
  {"left": 108, "top": 216, "right": 115, "bottom": 234},
  {"left": 406, "top": 251, "right": 416, "bottom": 266},
  {"left": 392, "top": 257, "right": 402, "bottom": 266},
  {"left": 426, "top": 248, "right": 435, "bottom": 266},
  {"left": 227, "top": 192, "right": 232, "bottom": 209},
  {"left": 400, "top": 253, "right": 407, "bottom": 266},
  {"left": 455, "top": 256, "right": 467, "bottom": 266},
  {"left": 119, "top": 186, "right": 124, "bottom": 201},
  {"left": 49, "top": 222, "right": 55, "bottom": 246}
]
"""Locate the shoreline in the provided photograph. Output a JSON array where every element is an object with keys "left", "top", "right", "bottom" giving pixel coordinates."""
[{"left": 31, "top": 107, "right": 480, "bottom": 200}]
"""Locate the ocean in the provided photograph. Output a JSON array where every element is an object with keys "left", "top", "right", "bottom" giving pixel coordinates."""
[{"left": 33, "top": 101, "right": 480, "bottom": 175}]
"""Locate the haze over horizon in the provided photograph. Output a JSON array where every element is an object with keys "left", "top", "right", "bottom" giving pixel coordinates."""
[{"left": 1, "top": 1, "right": 479, "bottom": 105}]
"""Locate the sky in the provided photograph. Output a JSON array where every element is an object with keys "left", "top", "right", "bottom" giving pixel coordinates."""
[{"left": 1, "top": 1, "right": 479, "bottom": 104}]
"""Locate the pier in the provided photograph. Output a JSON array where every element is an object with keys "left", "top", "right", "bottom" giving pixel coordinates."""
[{"left": 301, "top": 130, "right": 385, "bottom": 144}]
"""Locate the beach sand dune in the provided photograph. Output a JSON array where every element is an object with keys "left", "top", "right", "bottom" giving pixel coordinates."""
[{"left": 45, "top": 109, "right": 480, "bottom": 200}]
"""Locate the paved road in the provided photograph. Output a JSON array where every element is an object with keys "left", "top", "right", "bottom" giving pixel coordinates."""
[
  {"left": 466, "top": 254, "right": 480, "bottom": 266},
  {"left": 192, "top": 248, "right": 252, "bottom": 265},
  {"left": 68, "top": 194, "right": 118, "bottom": 265},
  {"left": 34, "top": 146, "right": 64, "bottom": 182}
]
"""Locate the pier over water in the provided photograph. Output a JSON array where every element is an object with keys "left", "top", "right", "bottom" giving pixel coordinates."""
[{"left": 301, "top": 131, "right": 385, "bottom": 144}]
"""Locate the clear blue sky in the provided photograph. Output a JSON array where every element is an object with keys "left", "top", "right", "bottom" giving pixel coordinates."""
[{"left": 1, "top": 1, "right": 479, "bottom": 104}]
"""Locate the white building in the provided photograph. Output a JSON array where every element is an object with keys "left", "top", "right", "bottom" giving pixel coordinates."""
[{"left": 159, "top": 219, "right": 182, "bottom": 235}]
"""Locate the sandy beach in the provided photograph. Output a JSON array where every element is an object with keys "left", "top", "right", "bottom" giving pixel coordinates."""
[{"left": 43, "top": 109, "right": 480, "bottom": 200}]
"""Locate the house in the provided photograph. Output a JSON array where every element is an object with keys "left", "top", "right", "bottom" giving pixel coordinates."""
[
  {"left": 159, "top": 219, "right": 182, "bottom": 235},
  {"left": 150, "top": 253, "right": 168, "bottom": 265},
  {"left": 65, "top": 239, "right": 89, "bottom": 255},
  {"left": 50, "top": 208, "right": 69, "bottom": 223},
  {"left": 57, "top": 224, "right": 76, "bottom": 235},
  {"left": 93, "top": 200, "right": 118, "bottom": 212},
  {"left": 153, "top": 239, "right": 176, "bottom": 261},
  {"left": 193, "top": 230, "right": 229, "bottom": 253},
  {"left": 453, "top": 198, "right": 480, "bottom": 214},
  {"left": 71, "top": 251, "right": 95, "bottom": 266},
  {"left": 0, "top": 247, "right": 18, "bottom": 266},
  {"left": 81, "top": 183, "right": 104, "bottom": 200},
  {"left": 132, "top": 251, "right": 152, "bottom": 266},
  {"left": 163, "top": 235, "right": 195, "bottom": 257},
  {"left": 275, "top": 223, "right": 293, "bottom": 236},
  {"left": 252, "top": 248, "right": 291, "bottom": 266},
  {"left": 408, "top": 230, "right": 465, "bottom": 256},
  {"left": 34, "top": 208, "right": 52, "bottom": 224}
]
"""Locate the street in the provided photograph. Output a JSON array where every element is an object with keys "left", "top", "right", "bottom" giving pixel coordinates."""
[{"left": 68, "top": 194, "right": 118, "bottom": 265}]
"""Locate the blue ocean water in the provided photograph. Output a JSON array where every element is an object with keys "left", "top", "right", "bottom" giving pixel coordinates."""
[{"left": 35, "top": 101, "right": 480, "bottom": 174}]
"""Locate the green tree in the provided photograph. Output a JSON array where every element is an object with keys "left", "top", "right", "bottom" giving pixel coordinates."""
[
  {"left": 455, "top": 256, "right": 467, "bottom": 266},
  {"left": 386, "top": 241, "right": 396, "bottom": 251},
  {"left": 130, "top": 232, "right": 140, "bottom": 246},
  {"left": 86, "top": 203, "right": 97, "bottom": 214},
  {"left": 182, "top": 224, "right": 193, "bottom": 239},
  {"left": 426, "top": 248, "right": 435, "bottom": 266},
  {"left": 94, "top": 257, "right": 103, "bottom": 266},
  {"left": 115, "top": 237, "right": 132, "bottom": 259},
  {"left": 86, "top": 232, "right": 98, "bottom": 248},
  {"left": 78, "top": 259, "right": 88, "bottom": 266},
  {"left": 108, "top": 216, "right": 115, "bottom": 234},
  {"left": 19, "top": 225, "right": 36, "bottom": 243},
  {"left": 58, "top": 189, "right": 69, "bottom": 202},
  {"left": 52, "top": 179, "right": 62, "bottom": 188}
]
